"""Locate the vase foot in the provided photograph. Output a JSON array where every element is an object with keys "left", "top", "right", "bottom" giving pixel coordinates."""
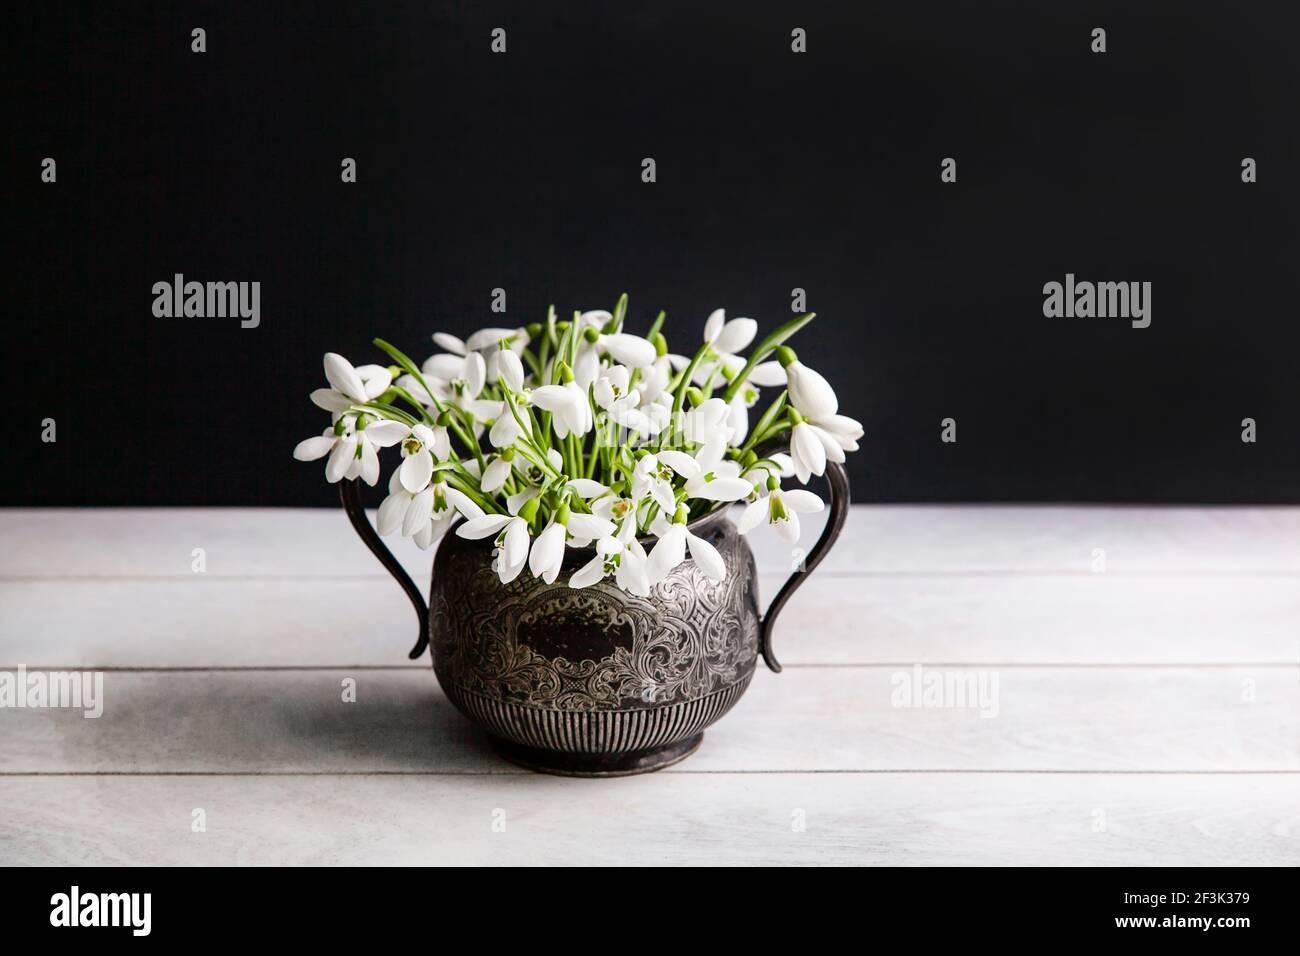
[{"left": 489, "top": 733, "right": 704, "bottom": 777}]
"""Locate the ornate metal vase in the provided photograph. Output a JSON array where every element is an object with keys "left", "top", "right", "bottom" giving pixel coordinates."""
[{"left": 340, "top": 461, "right": 848, "bottom": 776}]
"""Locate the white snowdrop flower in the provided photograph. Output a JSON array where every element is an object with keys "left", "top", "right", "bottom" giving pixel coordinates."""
[
  {"left": 809, "top": 413, "right": 864, "bottom": 452},
  {"left": 577, "top": 310, "right": 612, "bottom": 330},
  {"left": 496, "top": 348, "right": 525, "bottom": 392},
  {"left": 480, "top": 452, "right": 514, "bottom": 493},
  {"left": 703, "top": 308, "right": 757, "bottom": 356},
  {"left": 424, "top": 351, "right": 487, "bottom": 406},
  {"left": 310, "top": 353, "right": 393, "bottom": 413},
  {"left": 293, "top": 415, "right": 358, "bottom": 482},
  {"left": 531, "top": 382, "right": 592, "bottom": 438},
  {"left": 682, "top": 435, "right": 752, "bottom": 502},
  {"left": 568, "top": 516, "right": 651, "bottom": 595},
  {"left": 646, "top": 518, "right": 727, "bottom": 584},
  {"left": 465, "top": 327, "right": 529, "bottom": 353},
  {"left": 785, "top": 360, "right": 838, "bottom": 420},
  {"left": 431, "top": 332, "right": 466, "bottom": 355},
  {"left": 592, "top": 365, "right": 632, "bottom": 410},
  {"left": 637, "top": 355, "right": 672, "bottom": 404},
  {"left": 790, "top": 419, "right": 846, "bottom": 483},
  {"left": 397, "top": 422, "right": 448, "bottom": 493},
  {"left": 680, "top": 397, "right": 733, "bottom": 445},
  {"left": 506, "top": 486, "right": 539, "bottom": 516},
  {"left": 566, "top": 478, "right": 609, "bottom": 500},
  {"left": 528, "top": 520, "right": 567, "bottom": 584},
  {"left": 489, "top": 403, "right": 523, "bottom": 448},
  {"left": 457, "top": 513, "right": 532, "bottom": 584},
  {"left": 597, "top": 332, "right": 656, "bottom": 369},
  {"left": 736, "top": 484, "right": 824, "bottom": 545},
  {"left": 573, "top": 345, "right": 602, "bottom": 389},
  {"left": 633, "top": 450, "right": 701, "bottom": 513},
  {"left": 565, "top": 512, "right": 615, "bottom": 545},
  {"left": 302, "top": 416, "right": 404, "bottom": 486},
  {"left": 385, "top": 475, "right": 483, "bottom": 549}
]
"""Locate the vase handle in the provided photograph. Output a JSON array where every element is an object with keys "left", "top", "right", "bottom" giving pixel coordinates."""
[
  {"left": 339, "top": 479, "right": 430, "bottom": 660},
  {"left": 758, "top": 460, "right": 850, "bottom": 673}
]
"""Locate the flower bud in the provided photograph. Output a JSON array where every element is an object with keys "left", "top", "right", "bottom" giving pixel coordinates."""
[{"left": 785, "top": 361, "right": 838, "bottom": 418}]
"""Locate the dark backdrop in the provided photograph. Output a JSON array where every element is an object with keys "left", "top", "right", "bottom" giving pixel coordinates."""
[{"left": 11, "top": 1, "right": 1300, "bottom": 506}]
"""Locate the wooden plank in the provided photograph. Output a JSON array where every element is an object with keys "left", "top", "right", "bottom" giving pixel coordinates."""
[
  {"left": 2, "top": 773, "right": 1296, "bottom": 866},
  {"left": 5, "top": 573, "right": 1297, "bottom": 668},
  {"left": 2, "top": 668, "right": 1296, "bottom": 774},
  {"left": 5, "top": 506, "right": 1300, "bottom": 578}
]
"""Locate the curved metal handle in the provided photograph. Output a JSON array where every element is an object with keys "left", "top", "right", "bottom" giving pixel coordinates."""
[
  {"left": 758, "top": 460, "right": 850, "bottom": 673},
  {"left": 339, "top": 479, "right": 430, "bottom": 660}
]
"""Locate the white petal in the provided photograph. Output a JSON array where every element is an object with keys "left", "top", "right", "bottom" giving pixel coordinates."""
[
  {"left": 325, "top": 435, "right": 357, "bottom": 483},
  {"left": 377, "top": 492, "right": 408, "bottom": 535},
  {"left": 530, "top": 384, "right": 575, "bottom": 412},
  {"left": 692, "top": 477, "right": 753, "bottom": 502},
  {"left": 567, "top": 513, "right": 615, "bottom": 541},
  {"left": 456, "top": 514, "right": 512, "bottom": 540},
  {"left": 403, "top": 487, "right": 434, "bottom": 537},
  {"left": 413, "top": 520, "right": 437, "bottom": 550},
  {"left": 713, "top": 318, "right": 756, "bottom": 355},
  {"left": 358, "top": 365, "right": 393, "bottom": 400},
  {"left": 747, "top": 361, "right": 787, "bottom": 387},
  {"left": 600, "top": 333, "right": 656, "bottom": 368},
  {"left": 774, "top": 511, "right": 801, "bottom": 545},
  {"left": 293, "top": 435, "right": 336, "bottom": 462},
  {"left": 736, "top": 497, "right": 767, "bottom": 534},
  {"left": 498, "top": 555, "right": 527, "bottom": 584},
  {"left": 786, "top": 362, "right": 838, "bottom": 419},
  {"left": 400, "top": 451, "right": 434, "bottom": 493},
  {"left": 432, "top": 332, "right": 466, "bottom": 355},
  {"left": 310, "top": 388, "right": 353, "bottom": 413},
  {"left": 480, "top": 457, "right": 511, "bottom": 493},
  {"left": 324, "top": 353, "right": 367, "bottom": 402},
  {"left": 567, "top": 478, "right": 608, "bottom": 499},
  {"left": 489, "top": 413, "right": 521, "bottom": 448},
  {"left": 816, "top": 413, "right": 863, "bottom": 441},
  {"left": 422, "top": 353, "right": 464, "bottom": 381},
  {"left": 792, "top": 423, "right": 826, "bottom": 479},
  {"left": 359, "top": 439, "right": 381, "bottom": 486},
  {"left": 528, "top": 524, "right": 565, "bottom": 578},
  {"left": 783, "top": 489, "right": 825, "bottom": 514},
  {"left": 502, "top": 518, "right": 531, "bottom": 569},
  {"left": 507, "top": 488, "right": 538, "bottom": 516},
  {"left": 444, "top": 487, "right": 484, "bottom": 519},
  {"left": 646, "top": 525, "right": 686, "bottom": 583},
  {"left": 703, "top": 308, "right": 725, "bottom": 344},
  {"left": 365, "top": 420, "right": 409, "bottom": 447},
  {"left": 656, "top": 450, "right": 702, "bottom": 479},
  {"left": 463, "top": 351, "right": 486, "bottom": 397},
  {"left": 497, "top": 349, "right": 525, "bottom": 392},
  {"left": 686, "top": 530, "right": 727, "bottom": 582},
  {"left": 465, "top": 327, "right": 514, "bottom": 351},
  {"left": 568, "top": 555, "right": 607, "bottom": 589},
  {"left": 811, "top": 424, "right": 846, "bottom": 463},
  {"left": 617, "top": 546, "right": 652, "bottom": 596},
  {"left": 651, "top": 479, "right": 677, "bottom": 515}
]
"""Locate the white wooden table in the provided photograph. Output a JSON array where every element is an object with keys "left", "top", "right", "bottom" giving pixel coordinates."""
[{"left": 2, "top": 506, "right": 1298, "bottom": 865}]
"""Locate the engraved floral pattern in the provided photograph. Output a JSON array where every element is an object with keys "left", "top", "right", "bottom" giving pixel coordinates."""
[{"left": 429, "top": 518, "right": 760, "bottom": 711}]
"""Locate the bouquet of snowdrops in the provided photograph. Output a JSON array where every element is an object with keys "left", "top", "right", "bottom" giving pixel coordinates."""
[{"left": 294, "top": 296, "right": 862, "bottom": 596}]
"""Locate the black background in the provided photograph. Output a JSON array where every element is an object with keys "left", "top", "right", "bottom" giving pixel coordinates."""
[{"left": 11, "top": 1, "right": 1300, "bottom": 506}]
